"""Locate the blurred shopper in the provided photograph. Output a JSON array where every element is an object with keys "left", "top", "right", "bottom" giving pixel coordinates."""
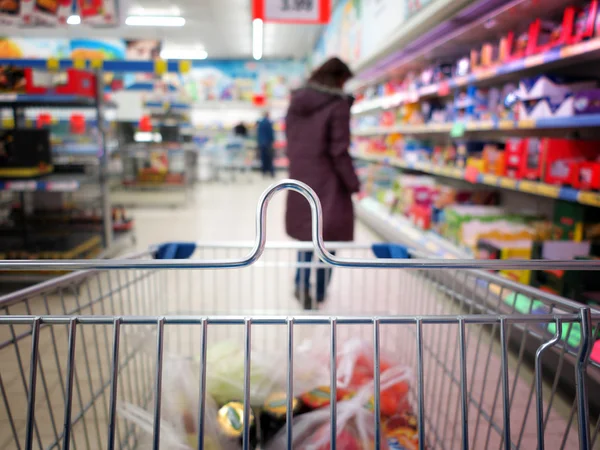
[
  {"left": 257, "top": 112, "right": 275, "bottom": 178},
  {"left": 233, "top": 122, "right": 248, "bottom": 138},
  {"left": 285, "top": 57, "right": 360, "bottom": 309}
]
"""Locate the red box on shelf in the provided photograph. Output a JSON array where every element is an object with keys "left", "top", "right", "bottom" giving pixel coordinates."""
[
  {"left": 528, "top": 19, "right": 565, "bottom": 54},
  {"left": 409, "top": 204, "right": 432, "bottom": 230},
  {"left": 25, "top": 69, "right": 96, "bottom": 98},
  {"left": 544, "top": 139, "right": 600, "bottom": 185},
  {"left": 573, "top": 161, "right": 600, "bottom": 190},
  {"left": 504, "top": 138, "right": 543, "bottom": 180},
  {"left": 505, "top": 26, "right": 536, "bottom": 61},
  {"left": 566, "top": 1, "right": 599, "bottom": 45}
]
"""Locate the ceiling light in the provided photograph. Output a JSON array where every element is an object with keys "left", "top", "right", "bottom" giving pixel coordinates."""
[
  {"left": 160, "top": 49, "right": 207, "bottom": 60},
  {"left": 67, "top": 15, "right": 81, "bottom": 25},
  {"left": 253, "top": 18, "right": 263, "bottom": 61},
  {"left": 126, "top": 15, "right": 185, "bottom": 26}
]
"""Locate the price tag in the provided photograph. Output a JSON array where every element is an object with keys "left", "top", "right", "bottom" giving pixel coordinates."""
[
  {"left": 7, "top": 181, "right": 37, "bottom": 191},
  {"left": 47, "top": 181, "right": 78, "bottom": 192},
  {"left": 579, "top": 191, "right": 600, "bottom": 207},
  {"left": 254, "top": 0, "right": 330, "bottom": 23},
  {"left": 518, "top": 180, "right": 538, "bottom": 194},
  {"left": 536, "top": 184, "right": 560, "bottom": 198},
  {"left": 499, "top": 178, "right": 517, "bottom": 189},
  {"left": 482, "top": 174, "right": 498, "bottom": 185}
]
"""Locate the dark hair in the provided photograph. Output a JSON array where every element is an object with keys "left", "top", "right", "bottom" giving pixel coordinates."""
[{"left": 308, "top": 57, "right": 353, "bottom": 89}]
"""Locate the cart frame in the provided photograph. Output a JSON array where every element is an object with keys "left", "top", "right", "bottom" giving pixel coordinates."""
[{"left": 0, "top": 180, "right": 598, "bottom": 450}]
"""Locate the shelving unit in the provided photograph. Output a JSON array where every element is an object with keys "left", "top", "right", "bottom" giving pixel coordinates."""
[
  {"left": 0, "top": 58, "right": 195, "bottom": 273},
  {"left": 353, "top": 153, "right": 600, "bottom": 207}
]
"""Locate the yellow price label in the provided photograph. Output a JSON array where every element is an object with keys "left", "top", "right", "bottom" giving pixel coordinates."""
[
  {"left": 25, "top": 119, "right": 33, "bottom": 127},
  {"left": 46, "top": 58, "right": 59, "bottom": 71},
  {"left": 1, "top": 117, "right": 14, "bottom": 128},
  {"left": 579, "top": 191, "right": 600, "bottom": 207},
  {"left": 499, "top": 177, "right": 517, "bottom": 189},
  {"left": 73, "top": 58, "right": 86, "bottom": 70},
  {"left": 154, "top": 59, "right": 167, "bottom": 75},
  {"left": 163, "top": 101, "right": 170, "bottom": 111},
  {"left": 518, "top": 180, "right": 538, "bottom": 194},
  {"left": 90, "top": 59, "right": 103, "bottom": 69},
  {"left": 499, "top": 120, "right": 515, "bottom": 130},
  {"left": 482, "top": 174, "right": 498, "bottom": 185},
  {"left": 536, "top": 184, "right": 560, "bottom": 198},
  {"left": 450, "top": 168, "right": 462, "bottom": 178},
  {"left": 524, "top": 53, "right": 545, "bottom": 68},
  {"left": 178, "top": 60, "right": 192, "bottom": 74},
  {"left": 518, "top": 119, "right": 536, "bottom": 129}
]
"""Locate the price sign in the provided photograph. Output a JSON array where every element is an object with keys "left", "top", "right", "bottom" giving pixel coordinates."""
[{"left": 253, "top": 0, "right": 331, "bottom": 23}]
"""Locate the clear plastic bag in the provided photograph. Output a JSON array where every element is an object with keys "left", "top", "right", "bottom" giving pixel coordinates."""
[
  {"left": 119, "top": 354, "right": 238, "bottom": 449},
  {"left": 266, "top": 341, "right": 414, "bottom": 450}
]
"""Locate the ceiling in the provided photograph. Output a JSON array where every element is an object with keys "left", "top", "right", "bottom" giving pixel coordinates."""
[{"left": 6, "top": 0, "right": 323, "bottom": 60}]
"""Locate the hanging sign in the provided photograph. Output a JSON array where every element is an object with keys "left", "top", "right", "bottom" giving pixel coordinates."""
[{"left": 252, "top": 0, "right": 331, "bottom": 24}]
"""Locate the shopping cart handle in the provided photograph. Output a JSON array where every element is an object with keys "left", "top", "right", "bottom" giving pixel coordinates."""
[
  {"left": 372, "top": 243, "right": 411, "bottom": 259},
  {"left": 154, "top": 242, "right": 197, "bottom": 260}
]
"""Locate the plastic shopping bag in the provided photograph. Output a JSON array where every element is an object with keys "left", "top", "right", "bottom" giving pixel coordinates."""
[{"left": 119, "top": 354, "right": 238, "bottom": 449}]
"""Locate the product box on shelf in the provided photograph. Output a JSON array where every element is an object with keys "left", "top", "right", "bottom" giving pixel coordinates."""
[
  {"left": 528, "top": 17, "right": 568, "bottom": 54},
  {"left": 553, "top": 200, "right": 600, "bottom": 241},
  {"left": 25, "top": 69, "right": 97, "bottom": 98},
  {"left": 573, "top": 89, "right": 600, "bottom": 115},
  {"left": 544, "top": 139, "right": 600, "bottom": 185},
  {"left": 476, "top": 237, "right": 533, "bottom": 284},
  {"left": 0, "top": 66, "right": 26, "bottom": 92},
  {"left": 504, "top": 29, "right": 533, "bottom": 61},
  {"left": 0, "top": 129, "right": 53, "bottom": 177},
  {"left": 573, "top": 161, "right": 600, "bottom": 190},
  {"left": 566, "top": 1, "right": 599, "bottom": 44},
  {"left": 530, "top": 240, "right": 593, "bottom": 298}
]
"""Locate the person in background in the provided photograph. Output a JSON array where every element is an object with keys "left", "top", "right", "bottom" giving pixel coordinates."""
[
  {"left": 233, "top": 122, "right": 248, "bottom": 138},
  {"left": 285, "top": 57, "right": 360, "bottom": 309},
  {"left": 257, "top": 111, "right": 275, "bottom": 178}
]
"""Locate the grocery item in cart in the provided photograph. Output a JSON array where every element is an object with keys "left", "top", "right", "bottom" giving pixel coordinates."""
[
  {"left": 205, "top": 341, "right": 285, "bottom": 407},
  {"left": 337, "top": 339, "right": 412, "bottom": 417},
  {"left": 119, "top": 354, "right": 238, "bottom": 450},
  {"left": 217, "top": 401, "right": 259, "bottom": 448},
  {"left": 265, "top": 384, "right": 391, "bottom": 450},
  {"left": 260, "top": 392, "right": 308, "bottom": 443}
]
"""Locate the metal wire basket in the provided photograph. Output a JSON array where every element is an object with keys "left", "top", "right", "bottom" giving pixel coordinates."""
[{"left": 0, "top": 180, "right": 598, "bottom": 450}]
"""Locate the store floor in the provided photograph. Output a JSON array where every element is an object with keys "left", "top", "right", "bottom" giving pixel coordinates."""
[{"left": 129, "top": 173, "right": 377, "bottom": 251}]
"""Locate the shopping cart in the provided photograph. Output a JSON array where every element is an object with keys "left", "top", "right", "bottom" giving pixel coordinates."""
[{"left": 0, "top": 180, "right": 598, "bottom": 450}]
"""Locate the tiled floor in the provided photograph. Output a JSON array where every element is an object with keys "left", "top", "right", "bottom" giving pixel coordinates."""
[{"left": 0, "top": 174, "right": 592, "bottom": 449}]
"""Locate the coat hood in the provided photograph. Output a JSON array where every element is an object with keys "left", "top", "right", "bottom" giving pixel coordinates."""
[{"left": 288, "top": 83, "right": 352, "bottom": 117}]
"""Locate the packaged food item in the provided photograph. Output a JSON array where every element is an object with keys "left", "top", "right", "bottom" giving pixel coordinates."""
[
  {"left": 260, "top": 392, "right": 306, "bottom": 444},
  {"left": 265, "top": 399, "right": 387, "bottom": 450},
  {"left": 384, "top": 411, "right": 420, "bottom": 450},
  {"left": 217, "top": 401, "right": 258, "bottom": 449},
  {"left": 337, "top": 339, "right": 412, "bottom": 417}
]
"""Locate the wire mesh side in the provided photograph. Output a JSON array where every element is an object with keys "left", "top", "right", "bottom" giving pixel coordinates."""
[{"left": 0, "top": 244, "right": 598, "bottom": 449}]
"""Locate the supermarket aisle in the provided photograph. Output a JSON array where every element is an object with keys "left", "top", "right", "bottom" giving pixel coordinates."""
[{"left": 130, "top": 174, "right": 378, "bottom": 251}]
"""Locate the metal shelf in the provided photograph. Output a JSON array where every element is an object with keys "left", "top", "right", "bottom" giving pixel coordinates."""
[
  {"left": 354, "top": 153, "right": 600, "bottom": 208},
  {"left": 0, "top": 174, "right": 95, "bottom": 193},
  {"left": 353, "top": 114, "right": 600, "bottom": 137}
]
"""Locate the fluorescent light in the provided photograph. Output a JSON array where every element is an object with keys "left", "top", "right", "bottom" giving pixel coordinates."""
[
  {"left": 126, "top": 15, "right": 185, "bottom": 26},
  {"left": 253, "top": 18, "right": 263, "bottom": 61},
  {"left": 67, "top": 15, "right": 81, "bottom": 25},
  {"left": 160, "top": 49, "right": 207, "bottom": 60}
]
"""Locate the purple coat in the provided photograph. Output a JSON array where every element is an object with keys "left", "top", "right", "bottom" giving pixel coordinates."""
[{"left": 285, "top": 84, "right": 360, "bottom": 242}]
